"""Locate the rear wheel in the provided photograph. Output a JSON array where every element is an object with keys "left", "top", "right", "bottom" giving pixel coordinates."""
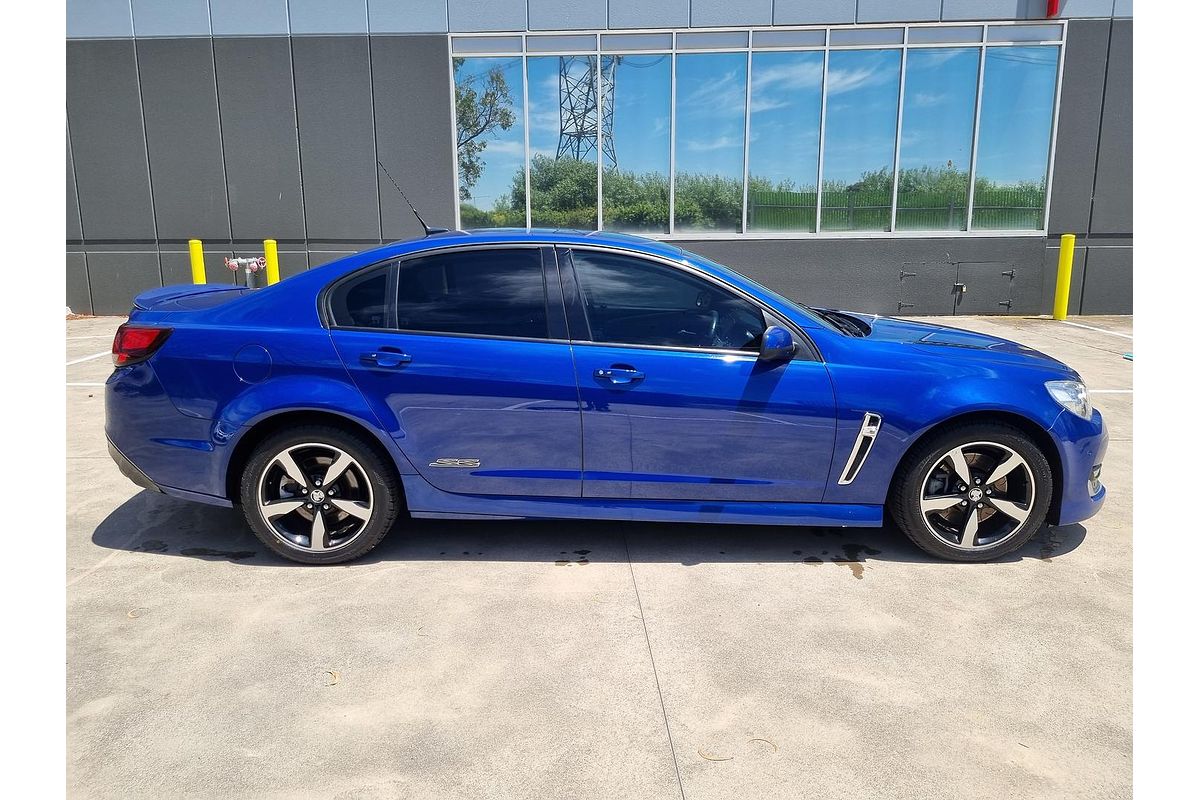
[
  {"left": 888, "top": 423, "right": 1052, "bottom": 562},
  {"left": 240, "top": 425, "right": 401, "bottom": 564}
]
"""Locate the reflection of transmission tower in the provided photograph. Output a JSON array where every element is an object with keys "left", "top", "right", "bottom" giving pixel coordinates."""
[{"left": 556, "top": 55, "right": 617, "bottom": 167}]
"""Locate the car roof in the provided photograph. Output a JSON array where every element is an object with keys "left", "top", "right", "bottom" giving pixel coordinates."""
[{"left": 354, "top": 228, "right": 688, "bottom": 264}]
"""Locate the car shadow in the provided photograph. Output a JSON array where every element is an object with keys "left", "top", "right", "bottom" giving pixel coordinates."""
[{"left": 89, "top": 489, "right": 1086, "bottom": 570}]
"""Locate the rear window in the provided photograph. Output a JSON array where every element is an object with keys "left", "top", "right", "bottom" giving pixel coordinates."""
[
  {"left": 396, "top": 248, "right": 549, "bottom": 339},
  {"left": 329, "top": 265, "right": 392, "bottom": 329}
]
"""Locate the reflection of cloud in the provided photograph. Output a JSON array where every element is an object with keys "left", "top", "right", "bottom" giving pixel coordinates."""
[
  {"left": 679, "top": 70, "right": 745, "bottom": 117},
  {"left": 910, "top": 91, "right": 947, "bottom": 108},
  {"left": 827, "top": 65, "right": 889, "bottom": 96},
  {"left": 684, "top": 135, "right": 741, "bottom": 152},
  {"left": 754, "top": 59, "right": 823, "bottom": 91},
  {"left": 485, "top": 139, "right": 526, "bottom": 156}
]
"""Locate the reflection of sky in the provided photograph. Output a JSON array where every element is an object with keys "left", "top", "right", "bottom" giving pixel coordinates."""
[
  {"left": 456, "top": 57, "right": 524, "bottom": 211},
  {"left": 748, "top": 50, "right": 823, "bottom": 187},
  {"left": 975, "top": 46, "right": 1059, "bottom": 185},
  {"left": 821, "top": 49, "right": 900, "bottom": 186},
  {"left": 674, "top": 53, "right": 747, "bottom": 180},
  {"left": 899, "top": 48, "right": 979, "bottom": 174},
  {"left": 606, "top": 54, "right": 671, "bottom": 174}
]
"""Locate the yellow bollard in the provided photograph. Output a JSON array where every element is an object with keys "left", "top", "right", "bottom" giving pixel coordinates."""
[
  {"left": 1052, "top": 233, "right": 1075, "bottom": 321},
  {"left": 188, "top": 239, "right": 206, "bottom": 284},
  {"left": 263, "top": 239, "right": 280, "bottom": 286}
]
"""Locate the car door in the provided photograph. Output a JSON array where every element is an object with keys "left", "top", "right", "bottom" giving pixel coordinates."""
[
  {"left": 328, "top": 245, "right": 582, "bottom": 498},
  {"left": 559, "top": 247, "right": 837, "bottom": 503}
]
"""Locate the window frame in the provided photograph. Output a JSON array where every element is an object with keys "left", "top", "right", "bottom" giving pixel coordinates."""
[
  {"left": 556, "top": 244, "right": 821, "bottom": 361},
  {"left": 322, "top": 244, "right": 569, "bottom": 345},
  {"left": 449, "top": 20, "right": 1066, "bottom": 240}
]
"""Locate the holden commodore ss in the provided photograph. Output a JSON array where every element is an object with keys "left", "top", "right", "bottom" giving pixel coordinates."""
[{"left": 105, "top": 229, "right": 1106, "bottom": 564}]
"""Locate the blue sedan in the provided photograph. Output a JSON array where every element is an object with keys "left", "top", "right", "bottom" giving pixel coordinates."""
[{"left": 105, "top": 229, "right": 1107, "bottom": 564}]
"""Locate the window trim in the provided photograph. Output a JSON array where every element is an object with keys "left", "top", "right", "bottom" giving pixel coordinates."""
[{"left": 450, "top": 20, "right": 1066, "bottom": 238}]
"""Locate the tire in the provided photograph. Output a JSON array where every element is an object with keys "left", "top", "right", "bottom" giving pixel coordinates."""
[
  {"left": 888, "top": 422, "right": 1053, "bottom": 562},
  {"left": 239, "top": 424, "right": 402, "bottom": 565}
]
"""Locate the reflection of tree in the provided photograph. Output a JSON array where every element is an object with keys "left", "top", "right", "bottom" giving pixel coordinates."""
[{"left": 454, "top": 58, "right": 516, "bottom": 201}]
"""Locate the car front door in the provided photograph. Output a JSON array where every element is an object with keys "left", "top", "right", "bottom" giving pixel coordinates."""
[
  {"left": 328, "top": 245, "right": 582, "bottom": 498},
  {"left": 559, "top": 247, "right": 837, "bottom": 502}
]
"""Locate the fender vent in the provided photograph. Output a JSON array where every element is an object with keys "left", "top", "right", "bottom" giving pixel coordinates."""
[{"left": 838, "top": 413, "right": 883, "bottom": 485}]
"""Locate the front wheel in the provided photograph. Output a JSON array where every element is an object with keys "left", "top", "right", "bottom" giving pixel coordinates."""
[
  {"left": 240, "top": 425, "right": 402, "bottom": 564},
  {"left": 888, "top": 423, "right": 1053, "bottom": 562}
]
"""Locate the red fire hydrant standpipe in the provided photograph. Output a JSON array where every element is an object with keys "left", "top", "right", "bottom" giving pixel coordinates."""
[{"left": 226, "top": 256, "right": 267, "bottom": 289}]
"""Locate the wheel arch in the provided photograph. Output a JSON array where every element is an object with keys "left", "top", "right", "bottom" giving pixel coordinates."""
[
  {"left": 224, "top": 409, "right": 406, "bottom": 505},
  {"left": 886, "top": 409, "right": 1064, "bottom": 524}
]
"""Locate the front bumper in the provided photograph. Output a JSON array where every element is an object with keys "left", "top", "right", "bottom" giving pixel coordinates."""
[{"left": 1052, "top": 407, "right": 1109, "bottom": 526}]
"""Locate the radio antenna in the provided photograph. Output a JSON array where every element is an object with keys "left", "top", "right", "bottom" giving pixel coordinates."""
[{"left": 376, "top": 161, "right": 445, "bottom": 237}]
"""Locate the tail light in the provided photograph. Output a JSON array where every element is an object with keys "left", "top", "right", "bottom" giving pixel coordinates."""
[{"left": 112, "top": 324, "right": 172, "bottom": 367}]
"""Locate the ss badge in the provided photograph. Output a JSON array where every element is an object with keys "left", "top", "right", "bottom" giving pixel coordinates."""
[{"left": 429, "top": 458, "right": 481, "bottom": 468}]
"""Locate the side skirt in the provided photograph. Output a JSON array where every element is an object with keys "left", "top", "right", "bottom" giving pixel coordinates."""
[{"left": 402, "top": 476, "right": 882, "bottom": 527}]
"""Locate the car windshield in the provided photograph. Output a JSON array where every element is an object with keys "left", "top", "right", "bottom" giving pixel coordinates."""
[{"left": 677, "top": 249, "right": 846, "bottom": 334}]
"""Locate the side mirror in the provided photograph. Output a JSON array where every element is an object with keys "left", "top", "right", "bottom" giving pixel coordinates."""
[{"left": 760, "top": 325, "right": 796, "bottom": 362}]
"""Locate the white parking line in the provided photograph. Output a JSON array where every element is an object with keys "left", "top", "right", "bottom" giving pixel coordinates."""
[
  {"left": 1057, "top": 320, "right": 1134, "bottom": 340},
  {"left": 66, "top": 335, "right": 115, "bottom": 341},
  {"left": 65, "top": 351, "right": 110, "bottom": 366},
  {"left": 1091, "top": 389, "right": 1133, "bottom": 394}
]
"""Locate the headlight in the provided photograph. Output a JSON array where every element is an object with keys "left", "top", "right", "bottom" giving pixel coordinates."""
[{"left": 1045, "top": 380, "right": 1092, "bottom": 420}]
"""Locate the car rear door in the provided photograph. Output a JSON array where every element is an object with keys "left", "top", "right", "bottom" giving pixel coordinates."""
[
  {"left": 559, "top": 246, "right": 837, "bottom": 502},
  {"left": 328, "top": 245, "right": 582, "bottom": 498}
]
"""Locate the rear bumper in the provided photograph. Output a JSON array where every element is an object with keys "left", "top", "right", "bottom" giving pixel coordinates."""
[
  {"left": 1052, "top": 408, "right": 1109, "bottom": 526},
  {"left": 107, "top": 438, "right": 162, "bottom": 494}
]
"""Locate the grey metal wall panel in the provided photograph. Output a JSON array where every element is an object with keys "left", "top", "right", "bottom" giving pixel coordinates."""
[
  {"left": 292, "top": 36, "right": 381, "bottom": 240},
  {"left": 371, "top": 35, "right": 457, "bottom": 240},
  {"left": 1079, "top": 246, "right": 1132, "bottom": 314},
  {"left": 773, "top": 0, "right": 856, "bottom": 25},
  {"left": 137, "top": 38, "right": 231, "bottom": 241},
  {"left": 209, "top": 0, "right": 289, "bottom": 35},
  {"left": 691, "top": 0, "right": 772, "bottom": 26},
  {"left": 369, "top": 0, "right": 449, "bottom": 32},
  {"left": 87, "top": 251, "right": 162, "bottom": 315},
  {"left": 67, "top": 0, "right": 134, "bottom": 38},
  {"left": 288, "top": 0, "right": 368, "bottom": 34},
  {"left": 1047, "top": 19, "right": 1109, "bottom": 236},
  {"left": 277, "top": 250, "right": 311, "bottom": 280},
  {"left": 66, "top": 40, "right": 156, "bottom": 241},
  {"left": 1089, "top": 19, "right": 1131, "bottom": 235},
  {"left": 943, "top": 1, "right": 1115, "bottom": 20},
  {"left": 1113, "top": 0, "right": 1132, "bottom": 17},
  {"left": 528, "top": 0, "right": 607, "bottom": 30},
  {"left": 608, "top": 0, "right": 689, "bottom": 29},
  {"left": 66, "top": 252, "right": 92, "bottom": 315},
  {"left": 678, "top": 237, "right": 1048, "bottom": 316},
  {"left": 159, "top": 248, "right": 238, "bottom": 287},
  {"left": 213, "top": 37, "right": 306, "bottom": 240},
  {"left": 448, "top": 0, "right": 527, "bottom": 32},
  {"left": 857, "top": 0, "right": 941, "bottom": 23},
  {"left": 67, "top": 128, "right": 83, "bottom": 242},
  {"left": 131, "top": 0, "right": 211, "bottom": 36}
]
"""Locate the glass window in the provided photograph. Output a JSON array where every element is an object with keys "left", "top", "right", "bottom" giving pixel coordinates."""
[
  {"left": 397, "top": 248, "right": 548, "bottom": 339},
  {"left": 525, "top": 56, "right": 598, "bottom": 229},
  {"left": 971, "top": 46, "right": 1059, "bottom": 230},
  {"left": 453, "top": 57, "right": 526, "bottom": 228},
  {"left": 820, "top": 49, "right": 901, "bottom": 232},
  {"left": 602, "top": 53, "right": 672, "bottom": 234},
  {"left": 329, "top": 265, "right": 393, "bottom": 329},
  {"left": 896, "top": 48, "right": 980, "bottom": 231},
  {"left": 747, "top": 50, "right": 824, "bottom": 232},
  {"left": 673, "top": 53, "right": 748, "bottom": 234},
  {"left": 570, "top": 250, "right": 765, "bottom": 351}
]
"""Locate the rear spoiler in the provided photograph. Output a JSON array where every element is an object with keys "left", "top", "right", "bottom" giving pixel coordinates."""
[{"left": 133, "top": 284, "right": 248, "bottom": 312}]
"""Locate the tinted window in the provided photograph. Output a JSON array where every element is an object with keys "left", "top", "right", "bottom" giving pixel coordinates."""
[
  {"left": 397, "top": 248, "right": 549, "bottom": 339},
  {"left": 570, "top": 251, "right": 764, "bottom": 351},
  {"left": 329, "top": 265, "right": 392, "bottom": 329}
]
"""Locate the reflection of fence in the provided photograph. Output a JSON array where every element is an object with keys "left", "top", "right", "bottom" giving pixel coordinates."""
[{"left": 747, "top": 187, "right": 1045, "bottom": 232}]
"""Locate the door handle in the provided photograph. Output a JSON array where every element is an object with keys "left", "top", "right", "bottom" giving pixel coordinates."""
[
  {"left": 360, "top": 348, "right": 412, "bottom": 369},
  {"left": 594, "top": 366, "right": 644, "bottom": 386}
]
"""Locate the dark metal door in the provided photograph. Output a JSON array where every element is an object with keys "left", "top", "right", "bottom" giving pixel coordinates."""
[
  {"left": 951, "top": 260, "right": 1017, "bottom": 315},
  {"left": 898, "top": 261, "right": 957, "bottom": 316}
]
